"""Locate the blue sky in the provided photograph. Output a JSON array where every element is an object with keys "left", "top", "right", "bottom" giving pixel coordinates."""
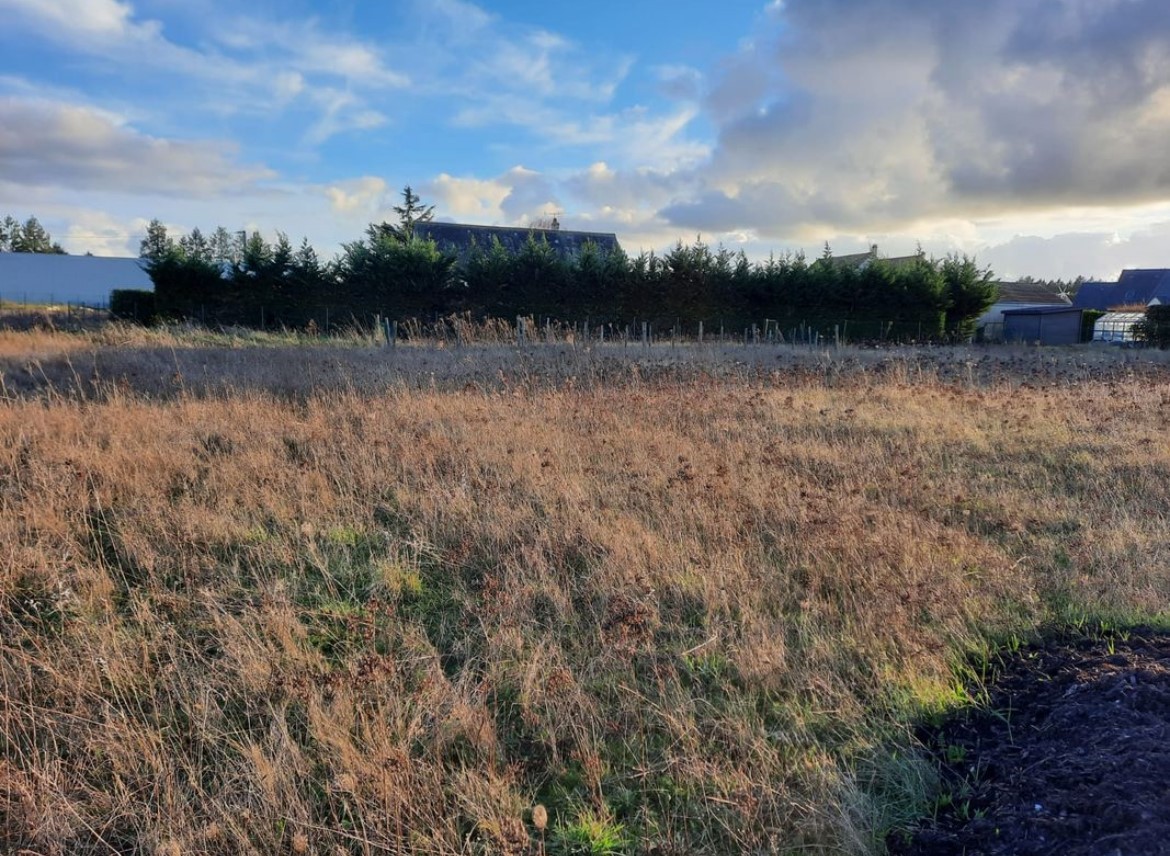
[{"left": 3, "top": 0, "right": 1170, "bottom": 279}]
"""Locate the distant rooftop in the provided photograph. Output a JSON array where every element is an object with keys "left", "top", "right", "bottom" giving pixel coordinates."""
[
  {"left": 831, "top": 245, "right": 922, "bottom": 270},
  {"left": 995, "top": 281, "right": 1071, "bottom": 305},
  {"left": 1072, "top": 269, "right": 1170, "bottom": 311},
  {"left": 415, "top": 221, "right": 620, "bottom": 258}
]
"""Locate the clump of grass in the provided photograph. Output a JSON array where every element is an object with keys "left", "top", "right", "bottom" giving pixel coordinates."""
[{"left": 2, "top": 348, "right": 1169, "bottom": 853}]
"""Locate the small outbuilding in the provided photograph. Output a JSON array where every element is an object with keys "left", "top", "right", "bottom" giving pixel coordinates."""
[
  {"left": 1001, "top": 306, "right": 1084, "bottom": 345},
  {"left": 1092, "top": 311, "right": 1146, "bottom": 345}
]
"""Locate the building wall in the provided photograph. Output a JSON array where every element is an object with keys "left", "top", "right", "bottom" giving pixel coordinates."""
[
  {"left": 978, "top": 301, "right": 1067, "bottom": 328},
  {"left": 1003, "top": 311, "right": 1082, "bottom": 345},
  {"left": 0, "top": 254, "right": 151, "bottom": 305}
]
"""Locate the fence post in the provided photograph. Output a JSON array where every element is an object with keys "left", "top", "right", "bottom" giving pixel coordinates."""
[
  {"left": 698, "top": 321, "right": 703, "bottom": 345},
  {"left": 642, "top": 321, "right": 648, "bottom": 348}
]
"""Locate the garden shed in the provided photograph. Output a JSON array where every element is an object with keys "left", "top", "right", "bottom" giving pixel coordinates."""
[{"left": 1001, "top": 306, "right": 1083, "bottom": 345}]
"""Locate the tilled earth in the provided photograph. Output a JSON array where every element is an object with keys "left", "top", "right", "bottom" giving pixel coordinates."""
[{"left": 893, "top": 631, "right": 1170, "bottom": 856}]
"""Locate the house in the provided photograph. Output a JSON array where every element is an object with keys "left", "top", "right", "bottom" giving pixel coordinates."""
[
  {"left": 0, "top": 253, "right": 151, "bottom": 305},
  {"left": 976, "top": 281, "right": 1072, "bottom": 340},
  {"left": 1001, "top": 306, "right": 1084, "bottom": 345},
  {"left": 1072, "top": 269, "right": 1170, "bottom": 311},
  {"left": 832, "top": 245, "right": 922, "bottom": 270},
  {"left": 414, "top": 221, "right": 621, "bottom": 260}
]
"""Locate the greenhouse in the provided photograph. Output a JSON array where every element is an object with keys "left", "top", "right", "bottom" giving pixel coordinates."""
[{"left": 1093, "top": 311, "right": 1146, "bottom": 345}]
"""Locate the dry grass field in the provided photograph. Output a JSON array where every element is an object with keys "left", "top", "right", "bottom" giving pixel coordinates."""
[{"left": 2, "top": 327, "right": 1170, "bottom": 854}]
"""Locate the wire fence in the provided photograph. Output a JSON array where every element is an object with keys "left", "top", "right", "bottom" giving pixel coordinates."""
[{"left": 0, "top": 294, "right": 109, "bottom": 331}]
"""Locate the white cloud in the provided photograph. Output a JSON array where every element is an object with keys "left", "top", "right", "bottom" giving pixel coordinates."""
[
  {"left": 424, "top": 174, "right": 513, "bottom": 222},
  {"left": 61, "top": 210, "right": 148, "bottom": 256},
  {"left": 0, "top": 0, "right": 150, "bottom": 41},
  {"left": 303, "top": 90, "right": 388, "bottom": 146},
  {"left": 0, "top": 0, "right": 407, "bottom": 145},
  {"left": 324, "top": 177, "right": 390, "bottom": 217},
  {"left": 977, "top": 218, "right": 1170, "bottom": 281}
]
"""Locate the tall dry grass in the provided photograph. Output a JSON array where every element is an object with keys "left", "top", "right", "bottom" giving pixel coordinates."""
[{"left": 2, "top": 354, "right": 1170, "bottom": 854}]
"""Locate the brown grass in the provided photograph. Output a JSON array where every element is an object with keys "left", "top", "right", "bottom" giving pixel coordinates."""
[{"left": 2, "top": 341, "right": 1170, "bottom": 854}]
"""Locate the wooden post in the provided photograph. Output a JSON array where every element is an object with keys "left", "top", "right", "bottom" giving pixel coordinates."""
[
  {"left": 698, "top": 321, "right": 704, "bottom": 345},
  {"left": 390, "top": 320, "right": 397, "bottom": 347},
  {"left": 642, "top": 321, "right": 648, "bottom": 348}
]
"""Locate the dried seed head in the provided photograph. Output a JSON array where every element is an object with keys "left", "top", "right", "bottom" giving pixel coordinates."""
[
  {"left": 291, "top": 831, "right": 310, "bottom": 854},
  {"left": 532, "top": 804, "right": 548, "bottom": 831}
]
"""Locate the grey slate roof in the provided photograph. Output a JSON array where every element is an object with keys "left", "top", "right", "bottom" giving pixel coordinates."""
[
  {"left": 1072, "top": 269, "right": 1170, "bottom": 311},
  {"left": 415, "top": 222, "right": 620, "bottom": 259},
  {"left": 832, "top": 246, "right": 921, "bottom": 269},
  {"left": 994, "top": 282, "right": 1071, "bottom": 305}
]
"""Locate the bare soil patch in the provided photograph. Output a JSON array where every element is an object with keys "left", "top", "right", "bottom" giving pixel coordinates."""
[{"left": 894, "top": 630, "right": 1170, "bottom": 855}]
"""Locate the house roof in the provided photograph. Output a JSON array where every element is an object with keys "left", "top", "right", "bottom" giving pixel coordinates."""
[
  {"left": 1071, "top": 281, "right": 1119, "bottom": 311},
  {"left": 1001, "top": 306, "right": 1083, "bottom": 316},
  {"left": 831, "top": 246, "right": 921, "bottom": 269},
  {"left": 994, "top": 281, "right": 1070, "bottom": 305},
  {"left": 415, "top": 221, "right": 620, "bottom": 258},
  {"left": 0, "top": 253, "right": 151, "bottom": 304},
  {"left": 1073, "top": 269, "right": 1170, "bottom": 310}
]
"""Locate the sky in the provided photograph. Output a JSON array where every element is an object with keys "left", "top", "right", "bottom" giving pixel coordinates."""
[{"left": 2, "top": 0, "right": 1170, "bottom": 281}]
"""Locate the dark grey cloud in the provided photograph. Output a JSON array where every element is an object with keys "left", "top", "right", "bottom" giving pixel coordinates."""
[
  {"left": 0, "top": 96, "right": 275, "bottom": 196},
  {"left": 663, "top": 0, "right": 1170, "bottom": 236}
]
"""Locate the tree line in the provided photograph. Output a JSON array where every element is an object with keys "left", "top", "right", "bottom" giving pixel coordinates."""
[
  {"left": 0, "top": 215, "right": 66, "bottom": 254},
  {"left": 132, "top": 190, "right": 998, "bottom": 341}
]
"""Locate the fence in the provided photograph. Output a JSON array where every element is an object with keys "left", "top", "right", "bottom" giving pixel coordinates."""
[{"left": 0, "top": 294, "right": 109, "bottom": 331}]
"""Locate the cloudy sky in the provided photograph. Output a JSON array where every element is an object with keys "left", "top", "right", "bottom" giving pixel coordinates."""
[{"left": 2, "top": 0, "right": 1169, "bottom": 280}]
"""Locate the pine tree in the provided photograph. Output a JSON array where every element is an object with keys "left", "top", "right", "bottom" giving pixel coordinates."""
[
  {"left": 139, "top": 219, "right": 174, "bottom": 261},
  {"left": 10, "top": 216, "right": 65, "bottom": 253},
  {"left": 392, "top": 185, "right": 435, "bottom": 240}
]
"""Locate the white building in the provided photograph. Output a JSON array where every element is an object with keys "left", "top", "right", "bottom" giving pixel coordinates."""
[{"left": 0, "top": 254, "right": 151, "bottom": 306}]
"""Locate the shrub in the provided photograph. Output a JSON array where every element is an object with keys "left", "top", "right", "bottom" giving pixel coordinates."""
[
  {"left": 1080, "top": 310, "right": 1105, "bottom": 343},
  {"left": 109, "top": 289, "right": 158, "bottom": 325},
  {"left": 1135, "top": 305, "right": 1170, "bottom": 349}
]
